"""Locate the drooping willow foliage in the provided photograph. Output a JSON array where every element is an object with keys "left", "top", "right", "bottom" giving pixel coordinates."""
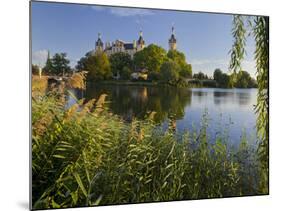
[{"left": 229, "top": 15, "right": 269, "bottom": 193}]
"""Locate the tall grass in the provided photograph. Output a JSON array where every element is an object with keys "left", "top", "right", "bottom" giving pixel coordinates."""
[{"left": 32, "top": 79, "right": 261, "bottom": 209}]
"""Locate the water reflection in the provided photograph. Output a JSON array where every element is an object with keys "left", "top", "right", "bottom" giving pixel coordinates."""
[
  {"left": 82, "top": 84, "right": 192, "bottom": 123},
  {"left": 213, "top": 89, "right": 251, "bottom": 106},
  {"left": 71, "top": 85, "right": 257, "bottom": 146}
]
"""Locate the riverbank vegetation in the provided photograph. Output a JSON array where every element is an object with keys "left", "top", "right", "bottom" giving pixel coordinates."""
[
  {"left": 187, "top": 68, "right": 257, "bottom": 88},
  {"left": 33, "top": 49, "right": 256, "bottom": 89},
  {"left": 32, "top": 76, "right": 264, "bottom": 209}
]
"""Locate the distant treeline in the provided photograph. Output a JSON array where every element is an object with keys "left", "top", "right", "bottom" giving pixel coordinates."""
[
  {"left": 190, "top": 68, "right": 257, "bottom": 88},
  {"left": 32, "top": 47, "right": 257, "bottom": 88}
]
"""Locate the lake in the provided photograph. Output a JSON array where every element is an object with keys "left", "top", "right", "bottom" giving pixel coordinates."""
[{"left": 68, "top": 84, "right": 258, "bottom": 147}]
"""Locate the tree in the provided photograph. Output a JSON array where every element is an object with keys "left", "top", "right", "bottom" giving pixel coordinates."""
[
  {"left": 213, "top": 68, "right": 231, "bottom": 88},
  {"left": 167, "top": 50, "right": 192, "bottom": 78},
  {"left": 51, "top": 53, "right": 71, "bottom": 76},
  {"left": 75, "top": 56, "right": 87, "bottom": 71},
  {"left": 213, "top": 68, "right": 223, "bottom": 81},
  {"left": 167, "top": 50, "right": 186, "bottom": 66},
  {"left": 42, "top": 52, "right": 71, "bottom": 76},
  {"left": 234, "top": 70, "right": 253, "bottom": 88},
  {"left": 134, "top": 44, "right": 167, "bottom": 73},
  {"left": 78, "top": 52, "right": 111, "bottom": 81},
  {"left": 179, "top": 64, "right": 192, "bottom": 79},
  {"left": 32, "top": 64, "right": 40, "bottom": 75},
  {"left": 160, "top": 60, "right": 180, "bottom": 84},
  {"left": 220, "top": 73, "right": 230, "bottom": 88},
  {"left": 193, "top": 71, "right": 208, "bottom": 80},
  {"left": 109, "top": 52, "right": 132, "bottom": 79},
  {"left": 42, "top": 51, "right": 53, "bottom": 75},
  {"left": 229, "top": 15, "right": 269, "bottom": 193},
  {"left": 121, "top": 66, "right": 131, "bottom": 80},
  {"left": 148, "top": 71, "right": 161, "bottom": 81}
]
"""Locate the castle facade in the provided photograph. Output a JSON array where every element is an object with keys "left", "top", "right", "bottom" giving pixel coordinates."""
[{"left": 92, "top": 27, "right": 177, "bottom": 58}]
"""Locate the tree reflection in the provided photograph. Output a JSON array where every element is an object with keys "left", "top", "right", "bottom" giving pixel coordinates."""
[
  {"left": 83, "top": 84, "right": 192, "bottom": 123},
  {"left": 235, "top": 91, "right": 251, "bottom": 105},
  {"left": 213, "top": 90, "right": 251, "bottom": 106}
]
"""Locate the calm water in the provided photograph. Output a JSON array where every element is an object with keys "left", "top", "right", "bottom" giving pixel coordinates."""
[{"left": 69, "top": 85, "right": 258, "bottom": 146}]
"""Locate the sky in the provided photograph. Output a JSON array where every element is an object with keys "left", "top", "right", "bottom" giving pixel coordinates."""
[{"left": 31, "top": 1, "right": 257, "bottom": 77}]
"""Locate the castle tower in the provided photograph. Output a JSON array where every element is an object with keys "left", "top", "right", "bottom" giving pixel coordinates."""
[
  {"left": 169, "top": 27, "right": 177, "bottom": 50},
  {"left": 95, "top": 33, "right": 104, "bottom": 52},
  {"left": 137, "top": 30, "right": 145, "bottom": 51}
]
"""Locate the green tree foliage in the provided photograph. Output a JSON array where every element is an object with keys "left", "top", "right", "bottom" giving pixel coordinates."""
[
  {"left": 75, "top": 56, "right": 88, "bottom": 71},
  {"left": 213, "top": 68, "right": 231, "bottom": 88},
  {"left": 32, "top": 64, "right": 40, "bottom": 75},
  {"left": 42, "top": 52, "right": 71, "bottom": 75},
  {"left": 50, "top": 53, "right": 71, "bottom": 75},
  {"left": 121, "top": 66, "right": 131, "bottom": 80},
  {"left": 78, "top": 52, "right": 112, "bottom": 81},
  {"left": 133, "top": 44, "right": 167, "bottom": 74},
  {"left": 167, "top": 50, "right": 192, "bottom": 78},
  {"left": 109, "top": 52, "right": 132, "bottom": 79},
  {"left": 213, "top": 68, "right": 256, "bottom": 88},
  {"left": 213, "top": 68, "right": 223, "bottom": 81},
  {"left": 234, "top": 71, "right": 257, "bottom": 88},
  {"left": 193, "top": 71, "right": 209, "bottom": 80},
  {"left": 42, "top": 51, "right": 53, "bottom": 75},
  {"left": 147, "top": 71, "right": 161, "bottom": 81},
  {"left": 229, "top": 15, "right": 269, "bottom": 193},
  {"left": 167, "top": 50, "right": 186, "bottom": 66},
  {"left": 180, "top": 64, "right": 192, "bottom": 78},
  {"left": 229, "top": 16, "right": 247, "bottom": 73},
  {"left": 160, "top": 60, "right": 180, "bottom": 84}
]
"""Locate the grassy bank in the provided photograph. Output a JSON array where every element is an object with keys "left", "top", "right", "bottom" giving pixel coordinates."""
[{"left": 32, "top": 78, "right": 262, "bottom": 209}]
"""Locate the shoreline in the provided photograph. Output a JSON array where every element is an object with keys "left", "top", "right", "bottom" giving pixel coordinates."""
[{"left": 86, "top": 80, "right": 258, "bottom": 89}]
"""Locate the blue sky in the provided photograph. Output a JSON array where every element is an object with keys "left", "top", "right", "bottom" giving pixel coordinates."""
[{"left": 31, "top": 1, "right": 256, "bottom": 77}]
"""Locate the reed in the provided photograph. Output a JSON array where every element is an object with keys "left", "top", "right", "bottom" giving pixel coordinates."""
[{"left": 32, "top": 88, "right": 261, "bottom": 209}]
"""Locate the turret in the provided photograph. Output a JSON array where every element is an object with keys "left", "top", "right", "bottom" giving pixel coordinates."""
[
  {"left": 169, "top": 27, "right": 177, "bottom": 50},
  {"left": 137, "top": 30, "right": 145, "bottom": 51},
  {"left": 95, "top": 33, "right": 104, "bottom": 52},
  {"left": 105, "top": 41, "right": 111, "bottom": 49}
]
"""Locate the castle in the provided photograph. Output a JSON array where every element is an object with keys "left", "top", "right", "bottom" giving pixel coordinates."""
[{"left": 92, "top": 27, "right": 177, "bottom": 58}]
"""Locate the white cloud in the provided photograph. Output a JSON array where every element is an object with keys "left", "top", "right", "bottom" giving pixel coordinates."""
[
  {"left": 32, "top": 49, "right": 48, "bottom": 67},
  {"left": 91, "top": 6, "right": 154, "bottom": 17}
]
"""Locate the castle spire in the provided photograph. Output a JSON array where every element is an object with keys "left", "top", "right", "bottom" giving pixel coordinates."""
[
  {"left": 169, "top": 26, "right": 177, "bottom": 50},
  {"left": 137, "top": 29, "right": 145, "bottom": 50},
  {"left": 95, "top": 32, "right": 104, "bottom": 52}
]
